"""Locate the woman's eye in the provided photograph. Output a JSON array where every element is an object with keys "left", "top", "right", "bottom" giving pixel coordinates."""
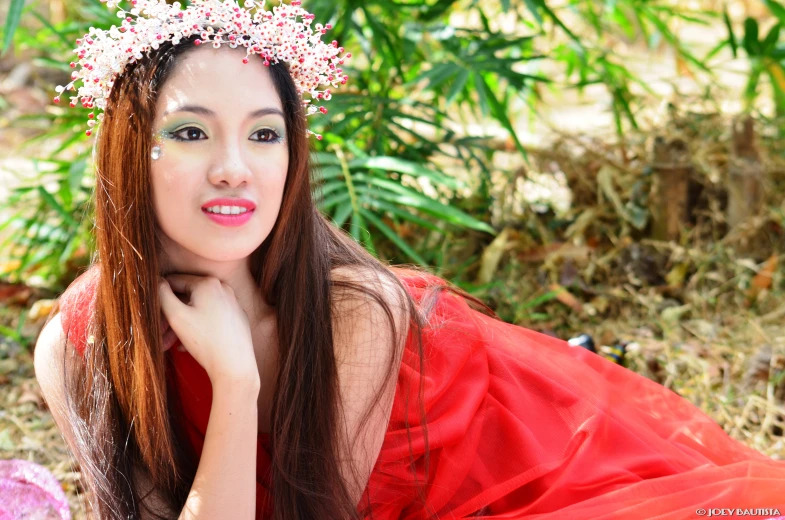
[
  {"left": 252, "top": 129, "right": 280, "bottom": 142},
  {"left": 171, "top": 127, "right": 206, "bottom": 141}
]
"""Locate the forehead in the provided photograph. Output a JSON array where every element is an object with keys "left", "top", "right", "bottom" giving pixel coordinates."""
[{"left": 155, "top": 45, "right": 282, "bottom": 113}]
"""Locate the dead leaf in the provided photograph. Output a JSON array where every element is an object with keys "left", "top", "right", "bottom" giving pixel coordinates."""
[
  {"left": 549, "top": 283, "right": 584, "bottom": 314},
  {"left": 666, "top": 262, "right": 690, "bottom": 289},
  {"left": 17, "top": 380, "right": 44, "bottom": 408},
  {"left": 476, "top": 227, "right": 512, "bottom": 285},
  {"left": 0, "top": 283, "right": 33, "bottom": 305},
  {"left": 518, "top": 243, "right": 591, "bottom": 263},
  {"left": 747, "top": 254, "right": 778, "bottom": 303},
  {"left": 676, "top": 53, "right": 695, "bottom": 80},
  {"left": 0, "top": 358, "right": 20, "bottom": 375},
  {"left": 28, "top": 299, "right": 55, "bottom": 323}
]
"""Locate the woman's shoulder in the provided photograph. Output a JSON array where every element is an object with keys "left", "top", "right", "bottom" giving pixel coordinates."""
[{"left": 329, "top": 265, "right": 411, "bottom": 332}]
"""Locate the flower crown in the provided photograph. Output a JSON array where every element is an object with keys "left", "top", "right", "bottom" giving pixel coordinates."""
[{"left": 54, "top": 0, "right": 351, "bottom": 140}]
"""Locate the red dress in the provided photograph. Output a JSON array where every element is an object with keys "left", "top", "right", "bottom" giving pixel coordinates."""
[{"left": 59, "top": 265, "right": 785, "bottom": 519}]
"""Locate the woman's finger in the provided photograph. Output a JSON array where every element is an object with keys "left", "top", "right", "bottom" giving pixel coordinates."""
[
  {"left": 159, "top": 278, "right": 188, "bottom": 322},
  {"left": 163, "top": 273, "right": 204, "bottom": 296},
  {"left": 162, "top": 327, "right": 179, "bottom": 353}
]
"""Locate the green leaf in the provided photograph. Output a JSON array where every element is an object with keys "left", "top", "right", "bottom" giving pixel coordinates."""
[
  {"left": 37, "top": 186, "right": 76, "bottom": 227},
  {"left": 744, "top": 63, "right": 764, "bottom": 108},
  {"left": 523, "top": 0, "right": 544, "bottom": 26},
  {"left": 704, "top": 40, "right": 729, "bottom": 62},
  {"left": 446, "top": 68, "right": 470, "bottom": 106},
  {"left": 723, "top": 5, "right": 738, "bottom": 58},
  {"left": 348, "top": 156, "right": 462, "bottom": 190},
  {"left": 350, "top": 209, "right": 375, "bottom": 254},
  {"left": 68, "top": 159, "right": 87, "bottom": 195},
  {"left": 353, "top": 182, "right": 494, "bottom": 233},
  {"left": 360, "top": 208, "right": 428, "bottom": 265},
  {"left": 764, "top": 0, "right": 785, "bottom": 26},
  {"left": 318, "top": 192, "right": 351, "bottom": 211},
  {"left": 539, "top": 1, "right": 580, "bottom": 43},
  {"left": 1, "top": 0, "right": 25, "bottom": 57},
  {"left": 332, "top": 202, "right": 354, "bottom": 228},
  {"left": 364, "top": 197, "right": 444, "bottom": 233},
  {"left": 743, "top": 17, "right": 761, "bottom": 56},
  {"left": 762, "top": 23, "right": 781, "bottom": 55},
  {"left": 475, "top": 75, "right": 528, "bottom": 160},
  {"left": 473, "top": 71, "right": 490, "bottom": 116},
  {"left": 30, "top": 10, "right": 74, "bottom": 48}
]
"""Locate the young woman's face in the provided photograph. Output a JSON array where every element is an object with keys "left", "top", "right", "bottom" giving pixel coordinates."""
[{"left": 150, "top": 45, "right": 289, "bottom": 265}]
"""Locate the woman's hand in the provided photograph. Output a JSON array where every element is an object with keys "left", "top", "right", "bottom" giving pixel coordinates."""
[{"left": 158, "top": 274, "right": 259, "bottom": 387}]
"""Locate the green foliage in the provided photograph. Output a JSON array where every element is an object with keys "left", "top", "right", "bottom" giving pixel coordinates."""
[
  {"left": 1, "top": 0, "right": 26, "bottom": 58},
  {"left": 0, "top": 0, "right": 767, "bottom": 285},
  {"left": 715, "top": 0, "right": 785, "bottom": 119}
]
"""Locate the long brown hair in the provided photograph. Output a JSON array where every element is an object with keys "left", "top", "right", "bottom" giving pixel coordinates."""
[{"left": 51, "top": 34, "right": 497, "bottom": 520}]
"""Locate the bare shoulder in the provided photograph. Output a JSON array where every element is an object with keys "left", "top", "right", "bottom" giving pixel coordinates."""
[
  {"left": 330, "top": 265, "right": 409, "bottom": 314},
  {"left": 34, "top": 315, "right": 174, "bottom": 519},
  {"left": 34, "top": 314, "right": 69, "bottom": 415},
  {"left": 329, "top": 265, "right": 410, "bottom": 503},
  {"left": 330, "top": 265, "right": 410, "bottom": 352}
]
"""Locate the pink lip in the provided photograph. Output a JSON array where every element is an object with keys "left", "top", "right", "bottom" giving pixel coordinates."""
[{"left": 201, "top": 198, "right": 256, "bottom": 228}]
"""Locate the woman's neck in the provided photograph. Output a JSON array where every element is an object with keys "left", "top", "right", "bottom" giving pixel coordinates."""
[{"left": 159, "top": 249, "right": 276, "bottom": 325}]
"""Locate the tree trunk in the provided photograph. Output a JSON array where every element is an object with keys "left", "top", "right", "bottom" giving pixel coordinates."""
[
  {"left": 650, "top": 136, "right": 691, "bottom": 242},
  {"left": 727, "top": 115, "right": 764, "bottom": 231}
]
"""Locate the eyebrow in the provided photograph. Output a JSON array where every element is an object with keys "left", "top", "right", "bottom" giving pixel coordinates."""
[{"left": 162, "top": 104, "right": 285, "bottom": 120}]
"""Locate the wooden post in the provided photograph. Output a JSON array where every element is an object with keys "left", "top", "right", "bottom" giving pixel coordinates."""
[
  {"left": 727, "top": 116, "right": 764, "bottom": 230},
  {"left": 650, "top": 136, "right": 691, "bottom": 242}
]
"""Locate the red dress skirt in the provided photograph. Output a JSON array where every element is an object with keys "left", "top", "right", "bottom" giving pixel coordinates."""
[{"left": 59, "top": 265, "right": 785, "bottom": 519}]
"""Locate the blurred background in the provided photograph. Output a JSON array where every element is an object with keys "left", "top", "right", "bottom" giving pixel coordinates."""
[{"left": 2, "top": 0, "right": 785, "bottom": 516}]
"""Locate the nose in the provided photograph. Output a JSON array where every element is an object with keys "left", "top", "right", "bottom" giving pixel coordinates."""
[{"left": 206, "top": 139, "right": 253, "bottom": 188}]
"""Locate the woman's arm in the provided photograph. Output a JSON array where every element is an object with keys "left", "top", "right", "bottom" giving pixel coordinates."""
[
  {"left": 180, "top": 377, "right": 260, "bottom": 519},
  {"left": 34, "top": 313, "right": 261, "bottom": 520}
]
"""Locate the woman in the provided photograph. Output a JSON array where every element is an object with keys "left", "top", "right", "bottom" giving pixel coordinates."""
[{"left": 34, "top": 0, "right": 785, "bottom": 519}]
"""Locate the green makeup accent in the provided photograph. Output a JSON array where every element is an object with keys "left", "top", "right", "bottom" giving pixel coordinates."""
[{"left": 151, "top": 130, "right": 165, "bottom": 161}]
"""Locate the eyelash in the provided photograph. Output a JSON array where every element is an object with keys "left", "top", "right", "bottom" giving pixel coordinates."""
[{"left": 168, "top": 126, "right": 283, "bottom": 144}]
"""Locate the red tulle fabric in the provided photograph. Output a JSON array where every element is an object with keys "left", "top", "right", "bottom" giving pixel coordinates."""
[{"left": 58, "top": 265, "right": 785, "bottom": 519}]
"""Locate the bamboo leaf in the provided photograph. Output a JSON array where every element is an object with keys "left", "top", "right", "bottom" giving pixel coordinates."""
[
  {"left": 446, "top": 68, "right": 470, "bottom": 106},
  {"left": 762, "top": 23, "right": 781, "bottom": 55},
  {"left": 723, "top": 5, "right": 738, "bottom": 58},
  {"left": 37, "top": 187, "right": 76, "bottom": 226},
  {"left": 1, "top": 0, "right": 25, "bottom": 57},
  {"left": 764, "top": 0, "right": 785, "bottom": 26},
  {"left": 348, "top": 156, "right": 462, "bottom": 189},
  {"left": 332, "top": 202, "right": 354, "bottom": 228},
  {"left": 743, "top": 17, "right": 761, "bottom": 56},
  {"left": 475, "top": 75, "right": 528, "bottom": 159},
  {"left": 360, "top": 208, "right": 428, "bottom": 265}
]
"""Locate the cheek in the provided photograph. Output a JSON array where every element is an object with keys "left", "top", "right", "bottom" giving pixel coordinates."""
[
  {"left": 150, "top": 160, "right": 199, "bottom": 230},
  {"left": 252, "top": 147, "right": 289, "bottom": 190}
]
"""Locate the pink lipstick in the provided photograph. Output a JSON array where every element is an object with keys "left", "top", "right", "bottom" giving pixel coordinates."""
[{"left": 201, "top": 198, "right": 256, "bottom": 228}]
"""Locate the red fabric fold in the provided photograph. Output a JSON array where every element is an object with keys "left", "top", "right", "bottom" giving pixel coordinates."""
[{"left": 58, "top": 266, "right": 785, "bottom": 519}]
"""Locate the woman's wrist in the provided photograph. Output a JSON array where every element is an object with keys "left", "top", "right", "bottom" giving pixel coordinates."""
[{"left": 210, "top": 372, "right": 261, "bottom": 399}]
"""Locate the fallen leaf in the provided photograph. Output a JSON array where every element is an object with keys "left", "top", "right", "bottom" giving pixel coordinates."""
[
  {"left": 0, "top": 429, "right": 14, "bottom": 451},
  {"left": 28, "top": 299, "right": 55, "bottom": 323},
  {"left": 0, "top": 358, "right": 20, "bottom": 375},
  {"left": 476, "top": 227, "right": 513, "bottom": 285},
  {"left": 17, "top": 380, "right": 43, "bottom": 408},
  {"left": 747, "top": 254, "right": 778, "bottom": 303},
  {"left": 0, "top": 283, "right": 32, "bottom": 305},
  {"left": 666, "top": 262, "right": 690, "bottom": 289},
  {"left": 549, "top": 283, "right": 584, "bottom": 314}
]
